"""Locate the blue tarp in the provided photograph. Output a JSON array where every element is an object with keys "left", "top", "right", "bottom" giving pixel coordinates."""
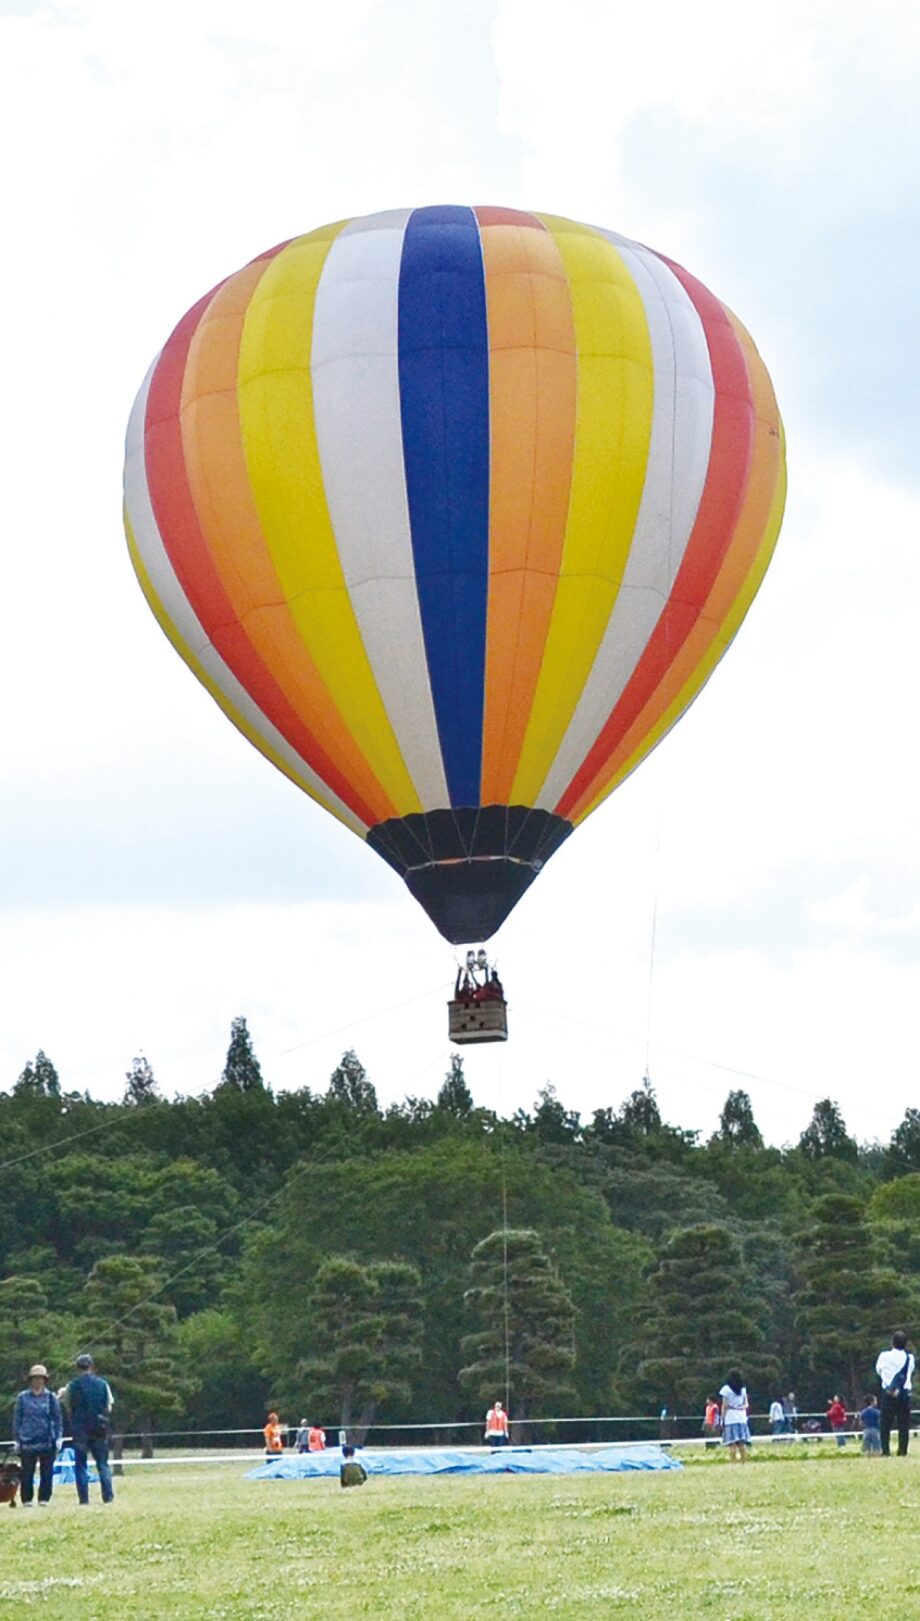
[
  {"left": 247, "top": 1445, "right": 681, "bottom": 1480},
  {"left": 54, "top": 1446, "right": 97, "bottom": 1484}
]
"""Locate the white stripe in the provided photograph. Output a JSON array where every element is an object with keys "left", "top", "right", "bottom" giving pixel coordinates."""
[
  {"left": 310, "top": 209, "right": 450, "bottom": 809},
  {"left": 123, "top": 365, "right": 367, "bottom": 837},
  {"left": 535, "top": 235, "right": 715, "bottom": 810}
]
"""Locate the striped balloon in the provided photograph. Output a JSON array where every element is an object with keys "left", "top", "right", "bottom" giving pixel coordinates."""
[{"left": 124, "top": 206, "right": 785, "bottom": 943}]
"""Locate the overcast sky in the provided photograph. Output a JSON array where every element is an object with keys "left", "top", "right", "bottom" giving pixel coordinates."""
[{"left": 1, "top": 0, "right": 918, "bottom": 1147}]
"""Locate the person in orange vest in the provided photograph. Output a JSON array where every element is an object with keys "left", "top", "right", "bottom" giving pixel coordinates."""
[
  {"left": 308, "top": 1424, "right": 326, "bottom": 1452},
  {"left": 263, "top": 1411, "right": 284, "bottom": 1459},
  {"left": 484, "top": 1400, "right": 510, "bottom": 1446}
]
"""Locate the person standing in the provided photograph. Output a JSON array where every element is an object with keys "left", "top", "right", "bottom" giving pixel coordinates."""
[
  {"left": 768, "top": 1397, "right": 785, "bottom": 1437},
  {"left": 308, "top": 1424, "right": 326, "bottom": 1453},
  {"left": 64, "top": 1354, "right": 114, "bottom": 1506},
  {"left": 484, "top": 1400, "right": 510, "bottom": 1446},
  {"left": 719, "top": 1371, "right": 751, "bottom": 1462},
  {"left": 13, "top": 1365, "right": 62, "bottom": 1508},
  {"left": 702, "top": 1396, "right": 721, "bottom": 1448},
  {"left": 876, "top": 1330, "right": 915, "bottom": 1458},
  {"left": 827, "top": 1394, "right": 848, "bottom": 1446},
  {"left": 263, "top": 1411, "right": 284, "bottom": 1460},
  {"left": 781, "top": 1392, "right": 798, "bottom": 1435},
  {"left": 859, "top": 1394, "right": 882, "bottom": 1457}
]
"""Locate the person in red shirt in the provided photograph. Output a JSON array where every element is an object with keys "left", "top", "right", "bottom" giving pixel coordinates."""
[
  {"left": 308, "top": 1425, "right": 326, "bottom": 1452},
  {"left": 827, "top": 1395, "right": 848, "bottom": 1446}
]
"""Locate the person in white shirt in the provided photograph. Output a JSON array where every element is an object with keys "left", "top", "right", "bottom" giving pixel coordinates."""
[
  {"left": 720, "top": 1371, "right": 751, "bottom": 1462},
  {"left": 875, "top": 1330, "right": 915, "bottom": 1457},
  {"left": 768, "top": 1398, "right": 785, "bottom": 1437}
]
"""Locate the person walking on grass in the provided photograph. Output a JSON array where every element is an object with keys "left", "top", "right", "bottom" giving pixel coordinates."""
[
  {"left": 13, "top": 1365, "right": 62, "bottom": 1508},
  {"left": 876, "top": 1329, "right": 915, "bottom": 1458},
  {"left": 859, "top": 1394, "right": 882, "bottom": 1457},
  {"left": 64, "top": 1354, "right": 114, "bottom": 1506},
  {"left": 720, "top": 1371, "right": 751, "bottom": 1462}
]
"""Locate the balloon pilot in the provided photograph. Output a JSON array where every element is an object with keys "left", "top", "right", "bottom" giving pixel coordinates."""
[{"left": 449, "top": 948, "right": 508, "bottom": 1045}]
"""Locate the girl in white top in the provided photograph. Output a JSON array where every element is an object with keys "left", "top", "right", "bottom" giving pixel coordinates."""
[{"left": 720, "top": 1371, "right": 751, "bottom": 1462}]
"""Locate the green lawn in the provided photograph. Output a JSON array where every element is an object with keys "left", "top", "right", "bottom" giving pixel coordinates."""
[{"left": 1, "top": 1450, "right": 916, "bottom": 1618}]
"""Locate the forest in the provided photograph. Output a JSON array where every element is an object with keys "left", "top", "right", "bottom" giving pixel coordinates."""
[{"left": 2, "top": 1018, "right": 919, "bottom": 1442}]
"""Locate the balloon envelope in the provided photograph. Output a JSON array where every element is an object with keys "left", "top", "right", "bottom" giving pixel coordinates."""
[{"left": 124, "top": 206, "right": 785, "bottom": 942}]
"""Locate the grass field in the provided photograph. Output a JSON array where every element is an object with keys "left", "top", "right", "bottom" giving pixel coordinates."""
[{"left": 1, "top": 1450, "right": 917, "bottom": 1618}]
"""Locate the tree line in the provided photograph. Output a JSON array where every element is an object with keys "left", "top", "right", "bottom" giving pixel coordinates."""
[{"left": 2, "top": 1022, "right": 919, "bottom": 1442}]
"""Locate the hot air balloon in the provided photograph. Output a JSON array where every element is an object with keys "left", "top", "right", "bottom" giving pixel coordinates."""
[{"left": 123, "top": 206, "right": 785, "bottom": 961}]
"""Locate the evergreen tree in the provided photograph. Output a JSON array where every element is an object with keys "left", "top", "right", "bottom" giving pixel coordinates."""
[
  {"left": 714, "top": 1089, "right": 763, "bottom": 1149},
  {"left": 795, "top": 1193, "right": 917, "bottom": 1405},
  {"left": 436, "top": 1054, "right": 474, "bottom": 1119},
  {"left": 459, "top": 1228, "right": 575, "bottom": 1417},
  {"left": 530, "top": 1084, "right": 580, "bottom": 1145},
  {"left": 295, "top": 1255, "right": 422, "bottom": 1430},
  {"left": 123, "top": 1055, "right": 159, "bottom": 1107},
  {"left": 619, "top": 1076, "right": 662, "bottom": 1137},
  {"left": 0, "top": 1277, "right": 56, "bottom": 1402},
  {"left": 81, "top": 1256, "right": 193, "bottom": 1448},
  {"left": 14, "top": 1050, "right": 61, "bottom": 1098},
  {"left": 884, "top": 1108, "right": 920, "bottom": 1177},
  {"left": 327, "top": 1050, "right": 378, "bottom": 1114},
  {"left": 799, "top": 1099, "right": 858, "bottom": 1162},
  {"left": 624, "top": 1225, "right": 778, "bottom": 1410},
  {"left": 219, "top": 1016, "right": 265, "bottom": 1093}
]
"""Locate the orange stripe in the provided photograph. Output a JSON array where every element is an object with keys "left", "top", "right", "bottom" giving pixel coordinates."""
[
  {"left": 180, "top": 256, "right": 397, "bottom": 826},
  {"left": 565, "top": 311, "right": 784, "bottom": 823},
  {"left": 476, "top": 209, "right": 577, "bottom": 804}
]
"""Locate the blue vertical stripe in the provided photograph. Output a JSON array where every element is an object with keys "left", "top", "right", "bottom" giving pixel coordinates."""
[{"left": 397, "top": 205, "right": 489, "bottom": 807}]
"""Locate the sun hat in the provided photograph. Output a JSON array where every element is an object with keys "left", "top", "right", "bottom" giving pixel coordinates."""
[{"left": 28, "top": 1364, "right": 48, "bottom": 1379}]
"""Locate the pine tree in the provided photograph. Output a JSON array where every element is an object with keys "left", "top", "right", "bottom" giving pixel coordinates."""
[
  {"left": 81, "top": 1256, "right": 193, "bottom": 1451},
  {"left": 715, "top": 1090, "right": 763, "bottom": 1149},
  {"left": 625, "top": 1225, "right": 778, "bottom": 1411},
  {"left": 327, "top": 1050, "right": 377, "bottom": 1114},
  {"left": 123, "top": 1055, "right": 159, "bottom": 1107},
  {"left": 436, "top": 1054, "right": 474, "bottom": 1119},
  {"left": 799, "top": 1099, "right": 857, "bottom": 1162},
  {"left": 14, "top": 1050, "right": 61, "bottom": 1098},
  {"left": 459, "top": 1229, "right": 575, "bottom": 1418},
  {"left": 219, "top": 1016, "right": 265, "bottom": 1092},
  {"left": 0, "top": 1277, "right": 55, "bottom": 1403},
  {"left": 884, "top": 1108, "right": 920, "bottom": 1177},
  {"left": 794, "top": 1193, "right": 917, "bottom": 1405},
  {"left": 619, "top": 1076, "right": 662, "bottom": 1136},
  {"left": 295, "top": 1256, "right": 422, "bottom": 1430}
]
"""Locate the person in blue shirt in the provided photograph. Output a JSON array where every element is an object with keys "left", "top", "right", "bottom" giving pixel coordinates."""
[
  {"left": 63, "top": 1354, "right": 115, "bottom": 1505},
  {"left": 13, "top": 1364, "right": 62, "bottom": 1506},
  {"left": 859, "top": 1394, "right": 882, "bottom": 1456}
]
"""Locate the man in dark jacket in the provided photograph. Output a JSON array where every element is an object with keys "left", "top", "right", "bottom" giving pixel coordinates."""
[
  {"left": 13, "top": 1364, "right": 62, "bottom": 1506},
  {"left": 64, "top": 1354, "right": 114, "bottom": 1505}
]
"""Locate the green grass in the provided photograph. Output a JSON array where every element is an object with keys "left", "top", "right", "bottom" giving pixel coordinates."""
[{"left": 1, "top": 1450, "right": 917, "bottom": 1618}]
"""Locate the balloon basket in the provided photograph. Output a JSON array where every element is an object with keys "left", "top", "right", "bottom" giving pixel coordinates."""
[{"left": 448, "top": 997, "right": 508, "bottom": 1045}]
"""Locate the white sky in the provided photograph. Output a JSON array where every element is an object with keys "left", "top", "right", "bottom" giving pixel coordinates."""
[{"left": 1, "top": 0, "right": 918, "bottom": 1146}]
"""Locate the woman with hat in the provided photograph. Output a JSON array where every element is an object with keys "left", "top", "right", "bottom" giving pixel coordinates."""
[{"left": 12, "top": 1364, "right": 63, "bottom": 1507}]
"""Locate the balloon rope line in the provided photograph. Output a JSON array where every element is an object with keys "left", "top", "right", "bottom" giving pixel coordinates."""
[
  {"left": 645, "top": 812, "right": 661, "bottom": 1081},
  {"left": 498, "top": 1044, "right": 512, "bottom": 1417}
]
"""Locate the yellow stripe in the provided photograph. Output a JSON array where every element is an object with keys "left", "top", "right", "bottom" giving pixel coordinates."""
[
  {"left": 574, "top": 418, "right": 787, "bottom": 821},
  {"left": 509, "top": 217, "right": 655, "bottom": 803},
  {"left": 124, "top": 510, "right": 367, "bottom": 838},
  {"left": 236, "top": 227, "right": 422, "bottom": 817}
]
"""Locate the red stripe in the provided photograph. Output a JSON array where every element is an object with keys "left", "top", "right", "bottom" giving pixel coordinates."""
[
  {"left": 555, "top": 261, "right": 756, "bottom": 820},
  {"left": 143, "top": 255, "right": 379, "bottom": 828}
]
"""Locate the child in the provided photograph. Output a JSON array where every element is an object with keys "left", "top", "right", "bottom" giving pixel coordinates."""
[
  {"left": 859, "top": 1394, "right": 881, "bottom": 1456},
  {"left": 720, "top": 1371, "right": 751, "bottom": 1463},
  {"left": 340, "top": 1444, "right": 367, "bottom": 1488}
]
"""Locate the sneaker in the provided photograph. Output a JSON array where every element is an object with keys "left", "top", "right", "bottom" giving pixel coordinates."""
[
  {"left": 21, "top": 1501, "right": 33, "bottom": 1509},
  {"left": 38, "top": 1502, "right": 50, "bottom": 1508}
]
